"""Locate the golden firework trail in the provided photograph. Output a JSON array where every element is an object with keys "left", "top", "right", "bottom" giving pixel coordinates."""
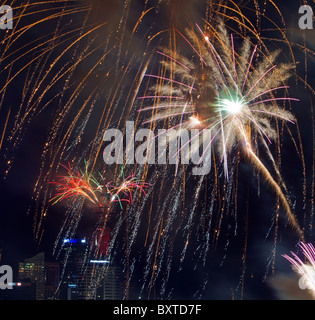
[
  {"left": 0, "top": 0, "right": 313, "bottom": 299},
  {"left": 139, "top": 21, "right": 304, "bottom": 239}
]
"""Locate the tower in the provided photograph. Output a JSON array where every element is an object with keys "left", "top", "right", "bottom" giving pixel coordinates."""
[
  {"left": 17, "top": 252, "right": 60, "bottom": 300},
  {"left": 59, "top": 238, "right": 89, "bottom": 300},
  {"left": 18, "top": 252, "right": 45, "bottom": 300}
]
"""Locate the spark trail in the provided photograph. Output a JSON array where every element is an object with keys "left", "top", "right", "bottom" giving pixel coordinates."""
[
  {"left": 0, "top": 0, "right": 313, "bottom": 299},
  {"left": 283, "top": 242, "right": 315, "bottom": 298},
  {"left": 139, "top": 22, "right": 304, "bottom": 239}
]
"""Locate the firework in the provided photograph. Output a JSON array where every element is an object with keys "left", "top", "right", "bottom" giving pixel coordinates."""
[
  {"left": 0, "top": 1, "right": 160, "bottom": 240},
  {"left": 49, "top": 162, "right": 106, "bottom": 206},
  {"left": 139, "top": 22, "right": 304, "bottom": 239},
  {"left": 107, "top": 169, "right": 151, "bottom": 208},
  {"left": 50, "top": 162, "right": 150, "bottom": 210},
  {"left": 0, "top": 0, "right": 313, "bottom": 300},
  {"left": 283, "top": 242, "right": 315, "bottom": 298}
]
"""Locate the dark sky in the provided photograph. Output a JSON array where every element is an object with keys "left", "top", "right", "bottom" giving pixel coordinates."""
[{"left": 0, "top": 0, "right": 315, "bottom": 300}]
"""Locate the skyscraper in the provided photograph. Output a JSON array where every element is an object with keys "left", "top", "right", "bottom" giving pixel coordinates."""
[
  {"left": 18, "top": 252, "right": 45, "bottom": 300},
  {"left": 58, "top": 238, "right": 89, "bottom": 300},
  {"left": 94, "top": 263, "right": 124, "bottom": 300},
  {"left": 58, "top": 231, "right": 124, "bottom": 300},
  {"left": 45, "top": 261, "right": 60, "bottom": 299},
  {"left": 18, "top": 252, "right": 60, "bottom": 300}
]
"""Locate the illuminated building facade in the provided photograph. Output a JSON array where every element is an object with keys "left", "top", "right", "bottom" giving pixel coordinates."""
[
  {"left": 59, "top": 238, "right": 89, "bottom": 300},
  {"left": 18, "top": 252, "right": 60, "bottom": 300},
  {"left": 59, "top": 232, "right": 124, "bottom": 300}
]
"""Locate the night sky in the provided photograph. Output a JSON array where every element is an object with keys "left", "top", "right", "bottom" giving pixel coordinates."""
[{"left": 0, "top": 0, "right": 315, "bottom": 301}]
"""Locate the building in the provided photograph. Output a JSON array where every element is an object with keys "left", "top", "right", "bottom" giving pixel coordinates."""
[
  {"left": 18, "top": 252, "right": 60, "bottom": 300},
  {"left": 18, "top": 252, "right": 46, "bottom": 300},
  {"left": 58, "top": 233, "right": 124, "bottom": 300},
  {"left": 45, "top": 261, "right": 60, "bottom": 299},
  {"left": 94, "top": 263, "right": 124, "bottom": 300},
  {"left": 58, "top": 238, "right": 89, "bottom": 300}
]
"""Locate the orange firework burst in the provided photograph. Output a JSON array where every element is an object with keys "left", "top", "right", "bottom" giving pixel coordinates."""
[
  {"left": 49, "top": 162, "right": 150, "bottom": 209},
  {"left": 49, "top": 162, "right": 103, "bottom": 206},
  {"left": 107, "top": 170, "right": 151, "bottom": 207}
]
